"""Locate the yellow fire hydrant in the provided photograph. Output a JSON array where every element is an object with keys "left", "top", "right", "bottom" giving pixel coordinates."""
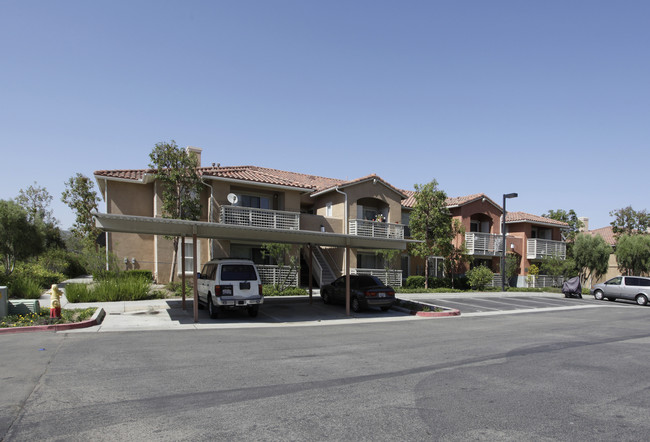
[{"left": 50, "top": 284, "right": 62, "bottom": 319}]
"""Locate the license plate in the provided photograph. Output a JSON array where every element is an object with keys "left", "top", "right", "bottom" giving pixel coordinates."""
[{"left": 379, "top": 293, "right": 386, "bottom": 298}]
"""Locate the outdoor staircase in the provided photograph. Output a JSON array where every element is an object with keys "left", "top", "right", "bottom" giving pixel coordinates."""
[{"left": 302, "top": 246, "right": 337, "bottom": 287}]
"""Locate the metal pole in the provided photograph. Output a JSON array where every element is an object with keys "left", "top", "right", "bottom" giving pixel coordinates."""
[
  {"left": 345, "top": 245, "right": 351, "bottom": 316},
  {"left": 501, "top": 195, "right": 507, "bottom": 292},
  {"left": 308, "top": 244, "right": 313, "bottom": 305},
  {"left": 181, "top": 236, "right": 186, "bottom": 310},
  {"left": 193, "top": 233, "right": 198, "bottom": 323}
]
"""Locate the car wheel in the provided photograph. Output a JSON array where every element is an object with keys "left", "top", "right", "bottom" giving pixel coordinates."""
[
  {"left": 380, "top": 306, "right": 391, "bottom": 312},
  {"left": 636, "top": 294, "right": 648, "bottom": 306},
  {"left": 208, "top": 295, "right": 219, "bottom": 319},
  {"left": 351, "top": 297, "right": 362, "bottom": 313},
  {"left": 248, "top": 305, "right": 259, "bottom": 317},
  {"left": 322, "top": 291, "right": 331, "bottom": 304},
  {"left": 593, "top": 290, "right": 605, "bottom": 301}
]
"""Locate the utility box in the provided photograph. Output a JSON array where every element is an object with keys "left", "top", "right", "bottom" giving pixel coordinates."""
[
  {"left": 0, "top": 286, "right": 7, "bottom": 318},
  {"left": 8, "top": 299, "right": 40, "bottom": 315}
]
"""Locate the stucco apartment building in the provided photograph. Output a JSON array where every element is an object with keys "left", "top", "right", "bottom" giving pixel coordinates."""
[{"left": 94, "top": 146, "right": 568, "bottom": 287}]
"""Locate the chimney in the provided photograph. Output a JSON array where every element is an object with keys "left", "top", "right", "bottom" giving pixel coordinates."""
[
  {"left": 579, "top": 217, "right": 589, "bottom": 232},
  {"left": 186, "top": 146, "right": 202, "bottom": 167}
]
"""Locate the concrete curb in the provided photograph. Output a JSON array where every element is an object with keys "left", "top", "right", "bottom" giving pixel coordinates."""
[
  {"left": 0, "top": 307, "right": 105, "bottom": 334},
  {"left": 392, "top": 302, "right": 461, "bottom": 317}
]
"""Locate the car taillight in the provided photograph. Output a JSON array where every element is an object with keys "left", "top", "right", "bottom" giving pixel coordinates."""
[
  {"left": 388, "top": 291, "right": 395, "bottom": 297},
  {"left": 214, "top": 285, "right": 233, "bottom": 296},
  {"left": 259, "top": 284, "right": 263, "bottom": 296},
  {"left": 366, "top": 291, "right": 377, "bottom": 297}
]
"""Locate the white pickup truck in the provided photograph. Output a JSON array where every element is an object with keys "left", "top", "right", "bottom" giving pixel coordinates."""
[{"left": 197, "top": 259, "right": 264, "bottom": 319}]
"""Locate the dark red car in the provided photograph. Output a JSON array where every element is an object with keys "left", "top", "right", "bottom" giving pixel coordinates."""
[{"left": 321, "top": 275, "right": 396, "bottom": 312}]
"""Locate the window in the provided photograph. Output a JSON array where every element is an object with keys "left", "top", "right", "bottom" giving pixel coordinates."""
[
  {"left": 326, "top": 202, "right": 332, "bottom": 217},
  {"left": 221, "top": 264, "right": 258, "bottom": 281},
  {"left": 605, "top": 277, "right": 622, "bottom": 286},
  {"left": 239, "top": 194, "right": 270, "bottom": 209},
  {"left": 177, "top": 241, "right": 200, "bottom": 275}
]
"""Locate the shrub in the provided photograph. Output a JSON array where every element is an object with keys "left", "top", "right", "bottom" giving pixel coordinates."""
[
  {"left": 37, "top": 248, "right": 87, "bottom": 278},
  {"left": 125, "top": 270, "right": 153, "bottom": 281},
  {"left": 467, "top": 266, "right": 494, "bottom": 290},
  {"left": 263, "top": 286, "right": 307, "bottom": 296},
  {"left": 406, "top": 275, "right": 426, "bottom": 289},
  {"left": 65, "top": 276, "right": 152, "bottom": 303},
  {"left": 8, "top": 275, "right": 42, "bottom": 299},
  {"left": 13, "top": 262, "right": 65, "bottom": 289}
]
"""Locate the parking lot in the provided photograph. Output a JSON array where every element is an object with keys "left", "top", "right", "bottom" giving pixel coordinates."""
[{"left": 398, "top": 292, "right": 611, "bottom": 316}]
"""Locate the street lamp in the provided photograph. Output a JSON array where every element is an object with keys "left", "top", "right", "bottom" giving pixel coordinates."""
[{"left": 501, "top": 192, "right": 518, "bottom": 291}]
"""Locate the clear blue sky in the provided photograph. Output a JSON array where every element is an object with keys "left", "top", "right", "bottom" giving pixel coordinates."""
[{"left": 2, "top": 0, "right": 648, "bottom": 230}]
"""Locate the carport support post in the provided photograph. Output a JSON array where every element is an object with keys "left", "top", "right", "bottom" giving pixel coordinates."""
[
  {"left": 308, "top": 244, "right": 313, "bottom": 304},
  {"left": 181, "top": 236, "right": 186, "bottom": 310},
  {"left": 193, "top": 232, "right": 198, "bottom": 323},
  {"left": 345, "top": 244, "right": 351, "bottom": 316}
]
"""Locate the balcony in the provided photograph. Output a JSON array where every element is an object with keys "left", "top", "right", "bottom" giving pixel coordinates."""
[
  {"left": 351, "top": 268, "right": 403, "bottom": 287},
  {"left": 220, "top": 206, "right": 300, "bottom": 230},
  {"left": 527, "top": 239, "right": 566, "bottom": 260},
  {"left": 348, "top": 219, "right": 404, "bottom": 239},
  {"left": 465, "top": 232, "right": 504, "bottom": 256}
]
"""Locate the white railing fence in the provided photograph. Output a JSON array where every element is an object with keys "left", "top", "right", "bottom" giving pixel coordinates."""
[
  {"left": 527, "top": 239, "right": 566, "bottom": 260},
  {"left": 257, "top": 265, "right": 299, "bottom": 287},
  {"left": 349, "top": 219, "right": 404, "bottom": 239},
  {"left": 351, "top": 268, "right": 403, "bottom": 287},
  {"left": 465, "top": 232, "right": 504, "bottom": 256},
  {"left": 220, "top": 206, "right": 300, "bottom": 230},
  {"left": 526, "top": 275, "right": 565, "bottom": 288}
]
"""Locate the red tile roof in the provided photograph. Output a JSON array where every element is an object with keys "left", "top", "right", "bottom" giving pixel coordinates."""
[
  {"left": 506, "top": 211, "right": 569, "bottom": 227},
  {"left": 585, "top": 225, "right": 616, "bottom": 246},
  {"left": 401, "top": 191, "right": 499, "bottom": 211}
]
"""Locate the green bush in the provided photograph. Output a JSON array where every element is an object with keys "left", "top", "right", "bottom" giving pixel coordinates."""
[
  {"left": 406, "top": 275, "right": 426, "bottom": 288},
  {"left": 263, "top": 286, "right": 307, "bottom": 296},
  {"left": 467, "top": 266, "right": 494, "bottom": 290},
  {"left": 125, "top": 270, "right": 153, "bottom": 281},
  {"left": 166, "top": 280, "right": 193, "bottom": 296},
  {"left": 37, "top": 248, "right": 87, "bottom": 278},
  {"left": 65, "top": 276, "right": 152, "bottom": 303},
  {"left": 8, "top": 275, "right": 42, "bottom": 299},
  {"left": 13, "top": 262, "right": 65, "bottom": 289}
]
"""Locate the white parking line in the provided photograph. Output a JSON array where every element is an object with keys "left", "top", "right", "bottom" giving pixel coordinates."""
[{"left": 461, "top": 304, "right": 606, "bottom": 317}]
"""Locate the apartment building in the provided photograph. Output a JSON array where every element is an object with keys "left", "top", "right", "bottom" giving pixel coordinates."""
[{"left": 95, "top": 146, "right": 568, "bottom": 287}]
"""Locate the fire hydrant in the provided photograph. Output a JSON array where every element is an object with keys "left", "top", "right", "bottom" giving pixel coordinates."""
[{"left": 50, "top": 284, "right": 62, "bottom": 319}]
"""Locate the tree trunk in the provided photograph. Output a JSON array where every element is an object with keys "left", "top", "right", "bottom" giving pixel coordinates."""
[
  {"left": 424, "top": 257, "right": 429, "bottom": 289},
  {"left": 169, "top": 237, "right": 178, "bottom": 283}
]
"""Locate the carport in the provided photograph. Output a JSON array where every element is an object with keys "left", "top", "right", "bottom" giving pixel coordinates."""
[{"left": 93, "top": 213, "right": 411, "bottom": 322}]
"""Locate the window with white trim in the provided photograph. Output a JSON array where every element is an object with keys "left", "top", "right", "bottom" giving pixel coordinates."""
[
  {"left": 177, "top": 240, "right": 201, "bottom": 275},
  {"left": 325, "top": 202, "right": 333, "bottom": 217}
]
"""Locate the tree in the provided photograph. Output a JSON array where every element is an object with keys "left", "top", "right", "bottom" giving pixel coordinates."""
[
  {"left": 540, "top": 254, "right": 577, "bottom": 287},
  {"left": 16, "top": 182, "right": 63, "bottom": 249},
  {"left": 615, "top": 234, "right": 650, "bottom": 276},
  {"left": 149, "top": 140, "right": 203, "bottom": 282},
  {"left": 0, "top": 200, "right": 43, "bottom": 276},
  {"left": 15, "top": 181, "right": 56, "bottom": 224},
  {"left": 506, "top": 252, "right": 521, "bottom": 284},
  {"left": 466, "top": 265, "right": 494, "bottom": 291},
  {"left": 409, "top": 180, "right": 452, "bottom": 288},
  {"left": 442, "top": 219, "right": 468, "bottom": 288},
  {"left": 610, "top": 206, "right": 650, "bottom": 237},
  {"left": 261, "top": 243, "right": 299, "bottom": 291},
  {"left": 572, "top": 233, "right": 610, "bottom": 286},
  {"left": 61, "top": 173, "right": 101, "bottom": 240},
  {"left": 543, "top": 209, "right": 584, "bottom": 242}
]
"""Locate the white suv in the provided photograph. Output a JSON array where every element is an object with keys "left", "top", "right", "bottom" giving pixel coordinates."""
[{"left": 197, "top": 259, "right": 264, "bottom": 319}]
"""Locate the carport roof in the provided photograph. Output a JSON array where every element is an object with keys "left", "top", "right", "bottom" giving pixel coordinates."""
[{"left": 93, "top": 213, "right": 413, "bottom": 250}]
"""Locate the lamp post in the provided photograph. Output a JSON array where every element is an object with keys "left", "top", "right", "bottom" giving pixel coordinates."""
[{"left": 501, "top": 192, "right": 518, "bottom": 291}]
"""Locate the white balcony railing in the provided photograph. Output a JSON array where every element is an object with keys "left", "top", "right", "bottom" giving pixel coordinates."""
[
  {"left": 257, "top": 265, "right": 299, "bottom": 287},
  {"left": 348, "top": 219, "right": 404, "bottom": 239},
  {"left": 465, "top": 232, "right": 504, "bottom": 256},
  {"left": 350, "top": 268, "right": 403, "bottom": 287},
  {"left": 220, "top": 206, "right": 300, "bottom": 230},
  {"left": 527, "top": 239, "right": 566, "bottom": 260}
]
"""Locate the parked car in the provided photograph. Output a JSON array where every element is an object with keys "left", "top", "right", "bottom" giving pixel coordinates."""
[
  {"left": 591, "top": 276, "right": 650, "bottom": 305},
  {"left": 321, "top": 275, "right": 396, "bottom": 312},
  {"left": 197, "top": 259, "right": 264, "bottom": 318}
]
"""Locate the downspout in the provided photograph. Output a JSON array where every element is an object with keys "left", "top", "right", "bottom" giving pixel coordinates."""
[
  {"left": 200, "top": 178, "right": 215, "bottom": 260},
  {"left": 104, "top": 178, "right": 109, "bottom": 271},
  {"left": 334, "top": 186, "right": 349, "bottom": 271}
]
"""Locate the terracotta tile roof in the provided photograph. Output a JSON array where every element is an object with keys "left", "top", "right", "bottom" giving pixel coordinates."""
[
  {"left": 585, "top": 225, "right": 616, "bottom": 246},
  {"left": 401, "top": 192, "right": 498, "bottom": 210},
  {"left": 199, "top": 166, "right": 320, "bottom": 190},
  {"left": 314, "top": 173, "right": 407, "bottom": 198},
  {"left": 506, "top": 211, "right": 569, "bottom": 227},
  {"left": 94, "top": 169, "right": 154, "bottom": 181}
]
